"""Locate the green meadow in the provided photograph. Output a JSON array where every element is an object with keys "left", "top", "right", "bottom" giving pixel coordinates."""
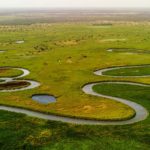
[{"left": 0, "top": 22, "right": 150, "bottom": 149}]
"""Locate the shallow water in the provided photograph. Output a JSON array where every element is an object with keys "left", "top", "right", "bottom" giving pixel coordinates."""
[
  {"left": 0, "top": 50, "right": 5, "bottom": 53},
  {"left": 32, "top": 94, "right": 56, "bottom": 104},
  {"left": 16, "top": 41, "right": 24, "bottom": 44},
  {"left": 107, "top": 49, "right": 113, "bottom": 52}
]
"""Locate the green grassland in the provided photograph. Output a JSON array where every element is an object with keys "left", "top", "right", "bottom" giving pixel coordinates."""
[
  {"left": 0, "top": 22, "right": 150, "bottom": 149},
  {"left": 103, "top": 66, "right": 150, "bottom": 76},
  {"left": 0, "top": 23, "right": 144, "bottom": 121},
  {"left": 0, "top": 110, "right": 150, "bottom": 150},
  {"left": 0, "top": 68, "right": 23, "bottom": 77},
  {"left": 93, "top": 83, "right": 150, "bottom": 104}
]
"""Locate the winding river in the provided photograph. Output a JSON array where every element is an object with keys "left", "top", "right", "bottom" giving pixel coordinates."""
[
  {"left": 0, "top": 67, "right": 40, "bottom": 92},
  {"left": 0, "top": 64, "right": 149, "bottom": 125},
  {"left": 94, "top": 65, "right": 150, "bottom": 77}
]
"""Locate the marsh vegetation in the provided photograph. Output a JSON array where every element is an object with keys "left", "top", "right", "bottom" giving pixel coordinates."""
[{"left": 0, "top": 11, "right": 150, "bottom": 149}]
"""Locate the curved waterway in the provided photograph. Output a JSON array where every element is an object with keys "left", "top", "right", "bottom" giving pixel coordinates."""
[
  {"left": 0, "top": 65, "right": 149, "bottom": 125},
  {"left": 0, "top": 67, "right": 40, "bottom": 92},
  {"left": 82, "top": 82, "right": 149, "bottom": 125},
  {"left": 94, "top": 65, "right": 150, "bottom": 77}
]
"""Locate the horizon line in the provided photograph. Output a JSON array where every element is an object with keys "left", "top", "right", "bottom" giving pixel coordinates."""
[{"left": 0, "top": 7, "right": 150, "bottom": 9}]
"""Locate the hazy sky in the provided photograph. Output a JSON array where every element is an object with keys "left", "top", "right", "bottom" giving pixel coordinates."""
[{"left": 0, "top": 0, "right": 150, "bottom": 8}]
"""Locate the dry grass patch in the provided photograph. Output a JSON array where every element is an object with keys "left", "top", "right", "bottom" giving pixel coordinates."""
[{"left": 55, "top": 40, "right": 78, "bottom": 46}]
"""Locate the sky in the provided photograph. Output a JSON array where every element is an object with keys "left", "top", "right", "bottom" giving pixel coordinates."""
[{"left": 0, "top": 0, "right": 150, "bottom": 8}]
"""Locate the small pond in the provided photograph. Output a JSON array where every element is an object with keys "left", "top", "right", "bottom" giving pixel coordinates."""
[
  {"left": 32, "top": 94, "right": 56, "bottom": 104},
  {"left": 107, "top": 49, "right": 113, "bottom": 52},
  {"left": 0, "top": 50, "right": 5, "bottom": 53},
  {"left": 16, "top": 41, "right": 24, "bottom": 44}
]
